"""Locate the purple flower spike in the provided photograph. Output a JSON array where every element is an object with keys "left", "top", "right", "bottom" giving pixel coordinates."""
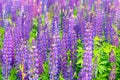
[
  {"left": 79, "top": 22, "right": 93, "bottom": 80},
  {"left": 60, "top": 38, "right": 68, "bottom": 79},
  {"left": 109, "top": 64, "right": 116, "bottom": 80},
  {"left": 15, "top": 40, "right": 29, "bottom": 80},
  {"left": 49, "top": 17, "right": 60, "bottom": 80},
  {"left": 2, "top": 27, "right": 15, "bottom": 79},
  {"left": 28, "top": 39, "right": 43, "bottom": 79}
]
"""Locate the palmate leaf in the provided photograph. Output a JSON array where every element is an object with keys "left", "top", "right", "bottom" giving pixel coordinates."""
[
  {"left": 115, "top": 46, "right": 120, "bottom": 55},
  {"left": 76, "top": 47, "right": 84, "bottom": 56},
  {"left": 99, "top": 61, "right": 108, "bottom": 65},
  {"left": 102, "top": 42, "right": 113, "bottom": 55},
  {"left": 94, "top": 72, "right": 108, "bottom": 80},
  {"left": 75, "top": 39, "right": 84, "bottom": 78},
  {"left": 76, "top": 39, "right": 84, "bottom": 66},
  {"left": 93, "top": 36, "right": 111, "bottom": 79},
  {"left": 116, "top": 56, "right": 120, "bottom": 63},
  {"left": 97, "top": 65, "right": 107, "bottom": 74},
  {"left": 76, "top": 59, "right": 83, "bottom": 67}
]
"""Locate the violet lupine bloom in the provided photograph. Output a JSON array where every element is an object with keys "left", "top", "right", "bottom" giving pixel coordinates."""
[
  {"left": 114, "top": 1, "right": 120, "bottom": 30},
  {"left": 79, "top": 22, "right": 93, "bottom": 80},
  {"left": 88, "top": 0, "right": 95, "bottom": 11},
  {"left": 47, "top": 0, "right": 55, "bottom": 9},
  {"left": 109, "top": 27, "right": 119, "bottom": 80},
  {"left": 2, "top": 27, "right": 15, "bottom": 79},
  {"left": 68, "top": 13, "right": 77, "bottom": 72},
  {"left": 49, "top": 17, "right": 60, "bottom": 80},
  {"left": 28, "top": 39, "right": 42, "bottom": 80},
  {"left": 58, "top": 0, "right": 67, "bottom": 9},
  {"left": 30, "top": 0, "right": 39, "bottom": 18},
  {"left": 74, "top": 4, "right": 85, "bottom": 39},
  {"left": 62, "top": 16, "right": 69, "bottom": 51},
  {"left": 60, "top": 38, "right": 68, "bottom": 79},
  {"left": 38, "top": 29, "right": 47, "bottom": 62},
  {"left": 41, "top": 0, "right": 48, "bottom": 14},
  {"left": 37, "top": 16, "right": 47, "bottom": 62},
  {"left": 2, "top": 1, "right": 12, "bottom": 28},
  {"left": 104, "top": 16, "right": 113, "bottom": 43},
  {"left": 69, "top": 0, "right": 76, "bottom": 10},
  {"left": 0, "top": 3, "right": 2, "bottom": 27},
  {"left": 14, "top": 17, "right": 22, "bottom": 46},
  {"left": 109, "top": 64, "right": 116, "bottom": 80},
  {"left": 0, "top": 50, "right": 2, "bottom": 66},
  {"left": 103, "top": 2, "right": 116, "bottom": 42},
  {"left": 21, "top": 6, "right": 31, "bottom": 41},
  {"left": 42, "top": 28, "right": 49, "bottom": 61},
  {"left": 12, "top": 1, "right": 22, "bottom": 46},
  {"left": 15, "top": 40, "right": 29, "bottom": 80},
  {"left": 94, "top": 1, "right": 104, "bottom": 37},
  {"left": 109, "top": 50, "right": 115, "bottom": 63},
  {"left": 11, "top": 0, "right": 21, "bottom": 23},
  {"left": 66, "top": 61, "right": 74, "bottom": 80}
]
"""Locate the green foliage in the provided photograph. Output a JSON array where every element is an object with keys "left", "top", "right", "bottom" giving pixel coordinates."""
[
  {"left": 76, "top": 39, "right": 84, "bottom": 67},
  {"left": 66, "top": 50, "right": 71, "bottom": 64},
  {"left": 115, "top": 46, "right": 120, "bottom": 79},
  {"left": 93, "top": 36, "right": 113, "bottom": 79},
  {"left": 74, "top": 7, "right": 77, "bottom": 18},
  {"left": 39, "top": 61, "right": 49, "bottom": 80},
  {"left": 0, "top": 27, "right": 5, "bottom": 49},
  {"left": 59, "top": 30, "right": 63, "bottom": 39},
  {"left": 8, "top": 68, "right": 18, "bottom": 80},
  {"left": 33, "top": 18, "right": 38, "bottom": 27},
  {"left": 29, "top": 18, "right": 38, "bottom": 43},
  {"left": 75, "top": 39, "right": 84, "bottom": 79},
  {"left": 41, "top": 15, "right": 45, "bottom": 25},
  {"left": 59, "top": 72, "right": 65, "bottom": 80},
  {"left": 0, "top": 67, "right": 2, "bottom": 80}
]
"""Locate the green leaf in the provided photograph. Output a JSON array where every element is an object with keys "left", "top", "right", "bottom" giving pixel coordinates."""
[
  {"left": 59, "top": 72, "right": 65, "bottom": 80},
  {"left": 40, "top": 61, "right": 49, "bottom": 80},
  {"left": 74, "top": 7, "right": 77, "bottom": 18},
  {"left": 8, "top": 68, "right": 18, "bottom": 80},
  {"left": 99, "top": 61, "right": 108, "bottom": 65},
  {"left": 98, "top": 65, "right": 107, "bottom": 74}
]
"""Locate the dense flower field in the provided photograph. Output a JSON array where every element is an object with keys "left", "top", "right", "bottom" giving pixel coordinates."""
[{"left": 0, "top": 0, "right": 120, "bottom": 80}]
